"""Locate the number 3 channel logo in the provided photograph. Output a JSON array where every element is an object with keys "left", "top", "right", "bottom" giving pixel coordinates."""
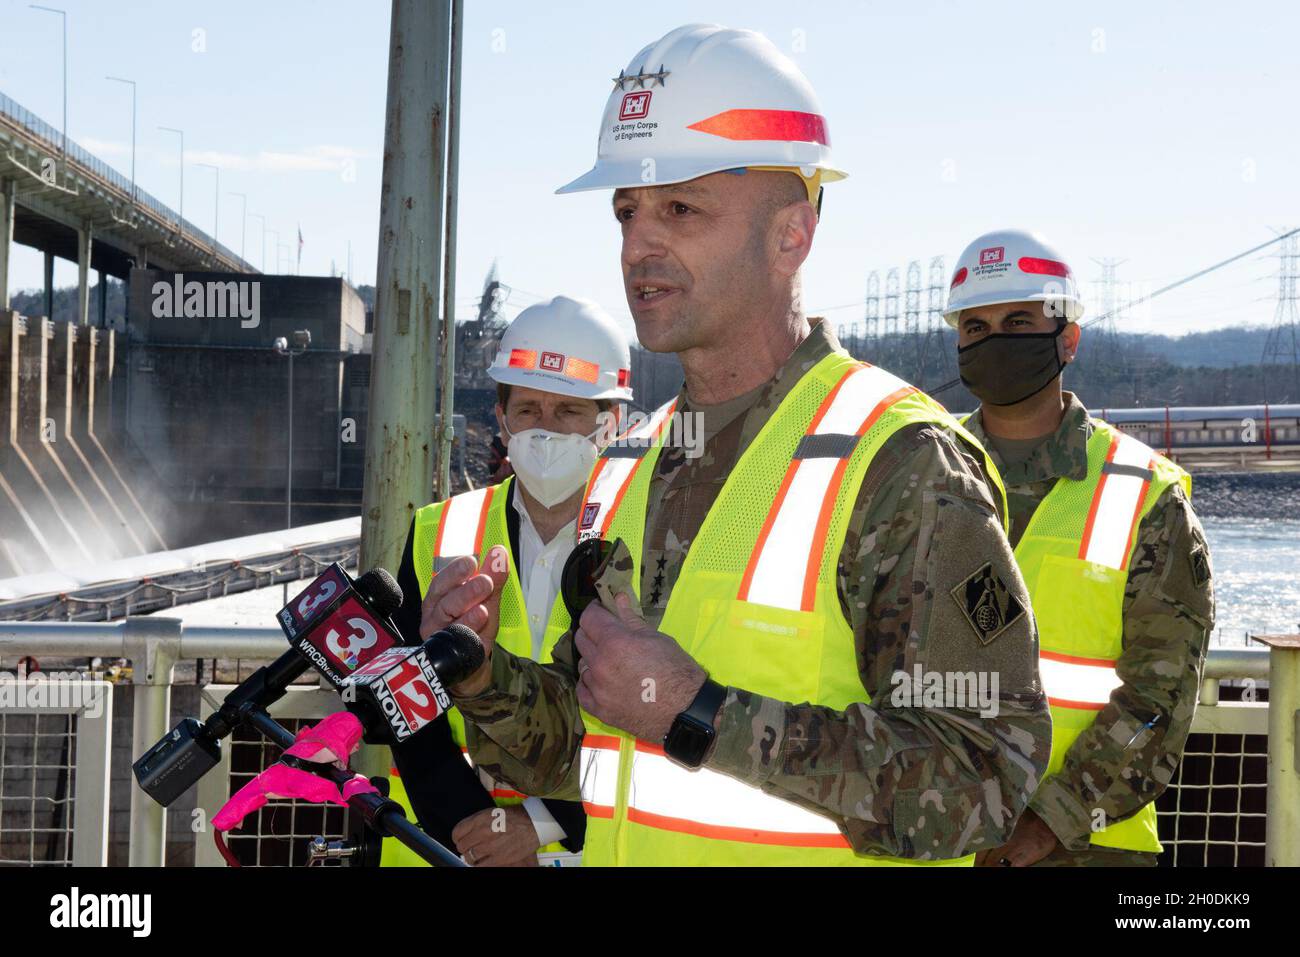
[
  {"left": 297, "top": 578, "right": 338, "bottom": 618},
  {"left": 325, "top": 616, "right": 379, "bottom": 670}
]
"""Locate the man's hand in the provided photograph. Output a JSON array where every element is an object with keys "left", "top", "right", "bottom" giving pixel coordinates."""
[
  {"left": 422, "top": 545, "right": 510, "bottom": 697},
  {"left": 574, "top": 591, "right": 708, "bottom": 742},
  {"left": 451, "top": 805, "right": 542, "bottom": 867},
  {"left": 974, "top": 808, "right": 1060, "bottom": 866}
]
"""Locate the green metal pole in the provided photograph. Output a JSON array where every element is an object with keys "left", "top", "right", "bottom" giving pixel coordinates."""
[{"left": 359, "top": 0, "right": 451, "bottom": 578}]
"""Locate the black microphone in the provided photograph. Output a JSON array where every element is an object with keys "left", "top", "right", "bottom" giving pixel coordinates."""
[
  {"left": 277, "top": 563, "right": 408, "bottom": 689},
  {"left": 342, "top": 623, "right": 485, "bottom": 742},
  {"left": 133, "top": 564, "right": 409, "bottom": 807}
]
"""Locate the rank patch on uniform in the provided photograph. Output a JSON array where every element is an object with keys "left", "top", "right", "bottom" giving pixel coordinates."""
[
  {"left": 1189, "top": 543, "right": 1211, "bottom": 588},
  {"left": 951, "top": 562, "right": 1025, "bottom": 645}
]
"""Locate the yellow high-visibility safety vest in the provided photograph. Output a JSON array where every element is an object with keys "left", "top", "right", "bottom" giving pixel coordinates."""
[
  {"left": 573, "top": 351, "right": 1007, "bottom": 866},
  {"left": 1011, "top": 418, "right": 1188, "bottom": 853},
  {"left": 380, "top": 476, "right": 573, "bottom": 865}
]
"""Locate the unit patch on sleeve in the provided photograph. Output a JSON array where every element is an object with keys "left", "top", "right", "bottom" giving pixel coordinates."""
[{"left": 950, "top": 562, "right": 1026, "bottom": 645}]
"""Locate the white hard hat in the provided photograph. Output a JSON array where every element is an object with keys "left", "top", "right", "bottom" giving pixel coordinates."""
[
  {"left": 556, "top": 23, "right": 845, "bottom": 196},
  {"left": 943, "top": 229, "right": 1085, "bottom": 328},
  {"left": 488, "top": 296, "right": 633, "bottom": 401}
]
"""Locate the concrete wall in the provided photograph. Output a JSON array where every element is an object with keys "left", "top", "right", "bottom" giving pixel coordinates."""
[
  {"left": 0, "top": 310, "right": 170, "bottom": 578},
  {"left": 124, "top": 270, "right": 369, "bottom": 544}
]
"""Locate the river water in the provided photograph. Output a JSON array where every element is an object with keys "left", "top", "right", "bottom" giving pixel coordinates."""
[
  {"left": 1200, "top": 516, "right": 1300, "bottom": 647},
  {"left": 152, "top": 517, "right": 1298, "bottom": 651}
]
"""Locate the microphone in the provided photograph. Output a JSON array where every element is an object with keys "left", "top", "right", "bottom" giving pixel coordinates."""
[
  {"left": 133, "top": 563, "right": 411, "bottom": 807},
  {"left": 277, "top": 563, "right": 407, "bottom": 689},
  {"left": 342, "top": 624, "right": 485, "bottom": 742}
]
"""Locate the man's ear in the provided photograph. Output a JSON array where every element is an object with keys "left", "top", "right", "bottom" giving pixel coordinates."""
[
  {"left": 494, "top": 402, "right": 507, "bottom": 436},
  {"left": 773, "top": 201, "right": 817, "bottom": 278},
  {"left": 1061, "top": 322, "right": 1082, "bottom": 363}
]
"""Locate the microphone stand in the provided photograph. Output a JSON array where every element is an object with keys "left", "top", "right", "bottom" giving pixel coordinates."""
[{"left": 239, "top": 706, "right": 466, "bottom": 868}]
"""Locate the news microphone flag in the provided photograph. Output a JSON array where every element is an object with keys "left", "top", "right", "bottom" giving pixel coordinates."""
[{"left": 277, "top": 563, "right": 403, "bottom": 689}]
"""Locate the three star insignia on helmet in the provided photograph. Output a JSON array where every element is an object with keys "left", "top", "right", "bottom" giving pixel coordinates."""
[
  {"left": 951, "top": 562, "right": 1026, "bottom": 645},
  {"left": 611, "top": 63, "right": 670, "bottom": 91}
]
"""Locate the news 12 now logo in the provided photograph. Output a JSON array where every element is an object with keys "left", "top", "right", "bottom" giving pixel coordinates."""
[
  {"left": 979, "top": 246, "right": 1005, "bottom": 266},
  {"left": 350, "top": 647, "right": 451, "bottom": 741},
  {"left": 619, "top": 91, "right": 652, "bottom": 121}
]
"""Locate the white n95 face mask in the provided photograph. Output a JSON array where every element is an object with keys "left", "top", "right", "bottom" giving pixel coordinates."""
[{"left": 506, "top": 428, "right": 599, "bottom": 508}]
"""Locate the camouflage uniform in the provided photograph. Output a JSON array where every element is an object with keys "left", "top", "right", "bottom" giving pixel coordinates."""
[
  {"left": 963, "top": 392, "right": 1215, "bottom": 866},
  {"left": 453, "top": 321, "right": 1053, "bottom": 860}
]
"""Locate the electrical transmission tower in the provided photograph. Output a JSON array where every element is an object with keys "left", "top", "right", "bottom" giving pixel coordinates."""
[
  {"left": 904, "top": 261, "right": 923, "bottom": 381},
  {"left": 865, "top": 270, "right": 881, "bottom": 349},
  {"left": 1262, "top": 230, "right": 1300, "bottom": 402},
  {"left": 1091, "top": 257, "right": 1129, "bottom": 392},
  {"left": 884, "top": 268, "right": 900, "bottom": 366},
  {"left": 919, "top": 255, "right": 952, "bottom": 385}
]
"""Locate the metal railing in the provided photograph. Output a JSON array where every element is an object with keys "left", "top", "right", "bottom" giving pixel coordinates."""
[
  {"left": 1157, "top": 649, "right": 1271, "bottom": 866},
  {"left": 1, "top": 618, "right": 1297, "bottom": 866},
  {"left": 0, "top": 91, "right": 257, "bottom": 272},
  {"left": 0, "top": 677, "right": 112, "bottom": 866}
]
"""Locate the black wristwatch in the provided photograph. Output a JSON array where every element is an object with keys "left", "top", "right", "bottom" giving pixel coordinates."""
[{"left": 663, "top": 678, "right": 726, "bottom": 769}]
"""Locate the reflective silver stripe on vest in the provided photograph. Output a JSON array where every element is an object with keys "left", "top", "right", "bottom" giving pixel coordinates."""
[
  {"left": 436, "top": 486, "right": 491, "bottom": 557},
  {"left": 580, "top": 738, "right": 848, "bottom": 847},
  {"left": 1079, "top": 432, "right": 1155, "bottom": 570},
  {"left": 1039, "top": 650, "right": 1122, "bottom": 710},
  {"left": 740, "top": 363, "right": 913, "bottom": 612},
  {"left": 577, "top": 399, "right": 676, "bottom": 544}
]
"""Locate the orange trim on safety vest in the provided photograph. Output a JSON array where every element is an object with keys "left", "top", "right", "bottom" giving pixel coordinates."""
[
  {"left": 473, "top": 485, "right": 495, "bottom": 555},
  {"left": 587, "top": 399, "right": 677, "bottom": 540},
  {"left": 1120, "top": 473, "right": 1153, "bottom": 571},
  {"left": 1040, "top": 649, "right": 1117, "bottom": 669},
  {"left": 738, "top": 457, "right": 801, "bottom": 602},
  {"left": 1048, "top": 697, "right": 1109, "bottom": 712},
  {"left": 800, "top": 384, "right": 915, "bottom": 611},
  {"left": 741, "top": 369, "right": 854, "bottom": 606},
  {"left": 1078, "top": 435, "right": 1120, "bottom": 560},
  {"left": 623, "top": 806, "right": 853, "bottom": 849}
]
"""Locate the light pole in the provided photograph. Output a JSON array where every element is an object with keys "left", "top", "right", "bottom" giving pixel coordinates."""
[
  {"left": 250, "top": 214, "right": 266, "bottom": 271},
  {"left": 157, "top": 126, "right": 185, "bottom": 231},
  {"left": 229, "top": 192, "right": 247, "bottom": 264},
  {"left": 105, "top": 75, "right": 136, "bottom": 203},
  {"left": 274, "top": 329, "right": 312, "bottom": 597},
  {"left": 195, "top": 162, "right": 219, "bottom": 248},
  {"left": 274, "top": 328, "right": 312, "bottom": 522},
  {"left": 30, "top": 5, "right": 66, "bottom": 160}
]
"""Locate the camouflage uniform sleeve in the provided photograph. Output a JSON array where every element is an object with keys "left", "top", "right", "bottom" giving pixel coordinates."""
[
  {"left": 1030, "top": 483, "right": 1214, "bottom": 849},
  {"left": 705, "top": 425, "right": 1052, "bottom": 860},
  {"left": 451, "top": 633, "right": 586, "bottom": 801}
]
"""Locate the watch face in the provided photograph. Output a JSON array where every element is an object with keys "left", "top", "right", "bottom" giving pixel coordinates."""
[{"left": 665, "top": 716, "right": 713, "bottom": 769}]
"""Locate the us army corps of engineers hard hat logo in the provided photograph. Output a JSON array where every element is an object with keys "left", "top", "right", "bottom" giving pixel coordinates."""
[{"left": 951, "top": 562, "right": 1025, "bottom": 645}]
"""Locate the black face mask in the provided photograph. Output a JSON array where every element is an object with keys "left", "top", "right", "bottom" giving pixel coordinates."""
[{"left": 957, "top": 327, "right": 1066, "bottom": 407}]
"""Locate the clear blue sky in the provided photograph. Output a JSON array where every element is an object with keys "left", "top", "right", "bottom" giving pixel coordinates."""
[{"left": 1, "top": 0, "right": 1296, "bottom": 336}]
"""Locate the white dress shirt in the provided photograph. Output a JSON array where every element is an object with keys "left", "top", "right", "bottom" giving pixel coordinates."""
[
  {"left": 510, "top": 484, "right": 576, "bottom": 846},
  {"left": 512, "top": 486, "right": 575, "bottom": 662}
]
